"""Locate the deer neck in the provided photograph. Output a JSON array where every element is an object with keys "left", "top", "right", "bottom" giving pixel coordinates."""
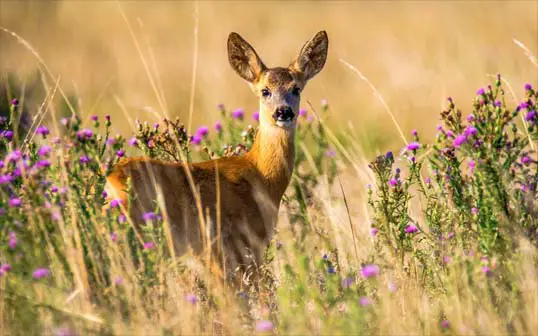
[{"left": 247, "top": 114, "right": 296, "bottom": 203}]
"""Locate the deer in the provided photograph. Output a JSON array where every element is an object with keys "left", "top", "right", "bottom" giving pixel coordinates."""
[{"left": 105, "top": 31, "right": 329, "bottom": 283}]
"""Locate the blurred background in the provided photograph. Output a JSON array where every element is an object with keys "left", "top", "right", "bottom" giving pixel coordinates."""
[{"left": 1, "top": 1, "right": 537, "bottom": 154}]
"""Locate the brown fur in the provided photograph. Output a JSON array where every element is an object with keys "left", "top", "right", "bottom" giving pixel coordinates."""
[{"left": 105, "top": 31, "right": 328, "bottom": 282}]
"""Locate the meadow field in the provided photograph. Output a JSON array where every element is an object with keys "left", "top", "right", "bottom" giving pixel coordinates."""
[{"left": 1, "top": 1, "right": 537, "bottom": 335}]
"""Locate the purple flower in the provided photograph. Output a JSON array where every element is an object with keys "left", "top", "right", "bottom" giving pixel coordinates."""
[
  {"left": 521, "top": 155, "right": 531, "bottom": 165},
  {"left": 453, "top": 134, "right": 467, "bottom": 148},
  {"left": 143, "top": 242, "right": 155, "bottom": 250},
  {"left": 142, "top": 212, "right": 156, "bottom": 221},
  {"left": 482, "top": 266, "right": 491, "bottom": 275},
  {"left": 468, "top": 160, "right": 476, "bottom": 172},
  {"left": 447, "top": 231, "right": 455, "bottom": 239},
  {"left": 525, "top": 111, "right": 536, "bottom": 121},
  {"left": 217, "top": 103, "right": 225, "bottom": 111},
  {"left": 359, "top": 296, "right": 372, "bottom": 306},
  {"left": 255, "top": 320, "right": 273, "bottom": 332},
  {"left": 36, "top": 160, "right": 51, "bottom": 169},
  {"left": 105, "top": 115, "right": 111, "bottom": 122},
  {"left": 38, "top": 145, "right": 52, "bottom": 157},
  {"left": 327, "top": 265, "right": 336, "bottom": 274},
  {"left": 342, "top": 277, "right": 354, "bottom": 288},
  {"left": 35, "top": 126, "right": 50, "bottom": 137},
  {"left": 110, "top": 199, "right": 122, "bottom": 208},
  {"left": 8, "top": 232, "right": 17, "bottom": 249},
  {"left": 191, "top": 134, "right": 202, "bottom": 145},
  {"left": 411, "top": 129, "right": 418, "bottom": 137},
  {"left": 114, "top": 276, "right": 123, "bottom": 286},
  {"left": 1, "top": 263, "right": 12, "bottom": 273},
  {"left": 8, "top": 198, "right": 22, "bottom": 207},
  {"left": 60, "top": 118, "right": 70, "bottom": 127},
  {"left": 116, "top": 149, "right": 125, "bottom": 158},
  {"left": 128, "top": 137, "right": 138, "bottom": 146},
  {"left": 425, "top": 177, "right": 431, "bottom": 185},
  {"left": 370, "top": 227, "right": 378, "bottom": 237},
  {"left": 441, "top": 320, "right": 450, "bottom": 329},
  {"left": 106, "top": 138, "right": 116, "bottom": 146},
  {"left": 196, "top": 126, "right": 209, "bottom": 137},
  {"left": 495, "top": 100, "right": 502, "bottom": 107},
  {"left": 7, "top": 150, "right": 22, "bottom": 162},
  {"left": 525, "top": 83, "right": 533, "bottom": 91},
  {"left": 118, "top": 214, "right": 127, "bottom": 223},
  {"left": 253, "top": 111, "right": 260, "bottom": 121},
  {"left": 407, "top": 142, "right": 420, "bottom": 151},
  {"left": 405, "top": 225, "right": 418, "bottom": 234},
  {"left": 326, "top": 148, "right": 336, "bottom": 158},
  {"left": 214, "top": 121, "right": 222, "bottom": 132},
  {"left": 90, "top": 115, "right": 98, "bottom": 122},
  {"left": 520, "top": 102, "right": 529, "bottom": 109},
  {"left": 185, "top": 294, "right": 198, "bottom": 304},
  {"left": 467, "top": 114, "right": 475, "bottom": 122},
  {"left": 231, "top": 108, "right": 244, "bottom": 120},
  {"left": 476, "top": 88, "right": 485, "bottom": 95},
  {"left": 443, "top": 256, "right": 451, "bottom": 264},
  {"left": 1, "top": 130, "right": 13, "bottom": 140},
  {"left": 464, "top": 126, "right": 477, "bottom": 137},
  {"left": 153, "top": 123, "right": 159, "bottom": 130},
  {"left": 111, "top": 232, "right": 118, "bottom": 243},
  {"left": 79, "top": 156, "right": 90, "bottom": 164},
  {"left": 471, "top": 207, "right": 479, "bottom": 215},
  {"left": 33, "top": 267, "right": 50, "bottom": 279},
  {"left": 0, "top": 175, "right": 13, "bottom": 185},
  {"left": 385, "top": 151, "right": 393, "bottom": 159},
  {"left": 360, "top": 264, "right": 380, "bottom": 278},
  {"left": 298, "top": 108, "right": 307, "bottom": 117},
  {"left": 11, "top": 98, "right": 19, "bottom": 106},
  {"left": 389, "top": 178, "right": 398, "bottom": 186}
]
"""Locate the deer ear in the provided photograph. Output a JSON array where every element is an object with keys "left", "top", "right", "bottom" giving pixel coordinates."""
[
  {"left": 228, "top": 32, "right": 266, "bottom": 83},
  {"left": 291, "top": 31, "right": 328, "bottom": 81}
]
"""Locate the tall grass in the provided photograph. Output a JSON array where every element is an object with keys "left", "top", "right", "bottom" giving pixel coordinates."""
[{"left": 0, "top": 74, "right": 537, "bottom": 334}]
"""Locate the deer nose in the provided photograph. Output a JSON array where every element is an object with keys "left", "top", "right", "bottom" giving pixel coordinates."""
[{"left": 272, "top": 106, "right": 295, "bottom": 122}]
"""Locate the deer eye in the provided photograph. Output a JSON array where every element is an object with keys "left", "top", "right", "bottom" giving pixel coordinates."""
[
  {"left": 261, "top": 88, "right": 271, "bottom": 98},
  {"left": 291, "top": 87, "right": 301, "bottom": 96}
]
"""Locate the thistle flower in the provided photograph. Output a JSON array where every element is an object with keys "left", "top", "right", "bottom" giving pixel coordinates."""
[
  {"left": 33, "top": 267, "right": 50, "bottom": 279},
  {"left": 111, "top": 232, "right": 118, "bottom": 242},
  {"left": 253, "top": 111, "right": 260, "bottom": 121},
  {"left": 143, "top": 242, "right": 155, "bottom": 250},
  {"left": 1, "top": 130, "right": 13, "bottom": 140},
  {"left": 359, "top": 296, "right": 372, "bottom": 306},
  {"left": 521, "top": 155, "right": 531, "bottom": 165},
  {"left": 298, "top": 108, "right": 307, "bottom": 117},
  {"left": 476, "top": 88, "right": 485, "bottom": 96},
  {"left": 8, "top": 231, "right": 17, "bottom": 249},
  {"left": 468, "top": 160, "right": 476, "bottom": 172},
  {"left": 411, "top": 129, "right": 418, "bottom": 137},
  {"left": 116, "top": 149, "right": 125, "bottom": 158},
  {"left": 328, "top": 265, "right": 336, "bottom": 274},
  {"left": 38, "top": 145, "right": 52, "bottom": 157},
  {"left": 128, "top": 137, "right": 138, "bottom": 146},
  {"left": 467, "top": 114, "right": 475, "bottom": 122},
  {"left": 142, "top": 212, "right": 156, "bottom": 221},
  {"left": 407, "top": 142, "right": 420, "bottom": 151},
  {"left": 255, "top": 320, "right": 274, "bottom": 332},
  {"left": 342, "top": 277, "right": 354, "bottom": 288},
  {"left": 79, "top": 156, "right": 90, "bottom": 164},
  {"left": 90, "top": 115, "right": 98, "bottom": 122},
  {"left": 326, "top": 148, "right": 336, "bottom": 157},
  {"left": 36, "top": 160, "right": 51, "bottom": 169},
  {"left": 360, "top": 264, "right": 380, "bottom": 278},
  {"left": 196, "top": 126, "right": 209, "bottom": 137},
  {"left": 11, "top": 98, "right": 19, "bottom": 107},
  {"left": 214, "top": 121, "right": 223, "bottom": 132},
  {"left": 370, "top": 227, "right": 378, "bottom": 237},
  {"left": 464, "top": 126, "right": 477, "bottom": 137},
  {"left": 114, "top": 276, "right": 123, "bottom": 286},
  {"left": 441, "top": 320, "right": 450, "bottom": 329},
  {"left": 191, "top": 135, "right": 202, "bottom": 145},
  {"left": 8, "top": 198, "right": 21, "bottom": 207},
  {"left": 385, "top": 151, "right": 393, "bottom": 159},
  {"left": 35, "top": 126, "right": 50, "bottom": 137},
  {"left": 525, "top": 110, "right": 536, "bottom": 121},
  {"left": 232, "top": 108, "right": 244, "bottom": 120},
  {"left": 405, "top": 225, "right": 418, "bottom": 234},
  {"left": 525, "top": 83, "right": 533, "bottom": 91},
  {"left": 453, "top": 134, "right": 467, "bottom": 148},
  {"left": 389, "top": 178, "right": 398, "bottom": 186},
  {"left": 185, "top": 294, "right": 198, "bottom": 304},
  {"left": 110, "top": 199, "right": 122, "bottom": 208}
]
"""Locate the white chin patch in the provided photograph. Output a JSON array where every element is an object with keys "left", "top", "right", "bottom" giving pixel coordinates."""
[{"left": 276, "top": 120, "right": 293, "bottom": 127}]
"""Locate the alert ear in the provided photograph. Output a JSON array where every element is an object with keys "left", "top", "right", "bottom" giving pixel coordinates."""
[
  {"left": 228, "top": 32, "right": 267, "bottom": 83},
  {"left": 291, "top": 31, "right": 329, "bottom": 81}
]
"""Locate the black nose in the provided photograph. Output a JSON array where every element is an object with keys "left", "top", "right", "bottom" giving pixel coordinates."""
[{"left": 272, "top": 106, "right": 295, "bottom": 122}]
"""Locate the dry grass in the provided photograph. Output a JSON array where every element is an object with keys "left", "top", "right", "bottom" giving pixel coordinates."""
[{"left": 1, "top": 1, "right": 536, "bottom": 151}]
